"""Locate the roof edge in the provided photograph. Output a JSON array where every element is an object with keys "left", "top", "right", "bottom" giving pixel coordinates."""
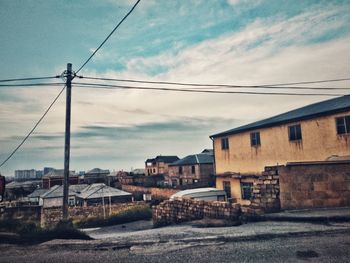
[{"left": 210, "top": 106, "right": 350, "bottom": 139}]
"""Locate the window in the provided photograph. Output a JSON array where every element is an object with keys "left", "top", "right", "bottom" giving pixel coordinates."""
[
  {"left": 221, "top": 137, "right": 229, "bottom": 150},
  {"left": 179, "top": 166, "right": 183, "bottom": 174},
  {"left": 68, "top": 198, "right": 75, "bottom": 206},
  {"left": 336, "top": 116, "right": 350, "bottom": 134},
  {"left": 241, "top": 182, "right": 253, "bottom": 200},
  {"left": 223, "top": 181, "right": 231, "bottom": 198},
  {"left": 288, "top": 124, "right": 302, "bottom": 141},
  {"left": 250, "top": 132, "right": 261, "bottom": 146},
  {"left": 191, "top": 165, "right": 196, "bottom": 174}
]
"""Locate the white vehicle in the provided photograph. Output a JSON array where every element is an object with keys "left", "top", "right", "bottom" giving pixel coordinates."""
[{"left": 169, "top": 187, "right": 227, "bottom": 201}]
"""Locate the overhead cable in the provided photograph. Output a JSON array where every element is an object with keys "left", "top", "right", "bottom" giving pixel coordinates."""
[
  {"left": 0, "top": 76, "right": 60, "bottom": 83},
  {"left": 75, "top": 0, "right": 142, "bottom": 74},
  {"left": 0, "top": 86, "right": 66, "bottom": 168},
  {"left": 73, "top": 82, "right": 346, "bottom": 96},
  {"left": 78, "top": 76, "right": 350, "bottom": 90}
]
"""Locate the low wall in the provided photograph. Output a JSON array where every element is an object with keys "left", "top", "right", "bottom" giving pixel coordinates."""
[
  {"left": 152, "top": 198, "right": 241, "bottom": 226},
  {"left": 279, "top": 161, "right": 350, "bottom": 210},
  {"left": 0, "top": 206, "right": 41, "bottom": 223},
  {"left": 121, "top": 185, "right": 179, "bottom": 200},
  {"left": 41, "top": 201, "right": 146, "bottom": 228},
  {"left": 242, "top": 167, "right": 281, "bottom": 216}
]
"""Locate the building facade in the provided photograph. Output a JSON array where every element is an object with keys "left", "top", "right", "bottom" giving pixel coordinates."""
[
  {"left": 168, "top": 151, "right": 214, "bottom": 187},
  {"left": 42, "top": 169, "right": 79, "bottom": 189},
  {"left": 145, "top": 156, "right": 180, "bottom": 176},
  {"left": 211, "top": 96, "right": 350, "bottom": 204}
]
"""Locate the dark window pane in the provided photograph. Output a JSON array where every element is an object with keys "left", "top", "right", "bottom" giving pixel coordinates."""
[
  {"left": 345, "top": 116, "right": 350, "bottom": 133},
  {"left": 223, "top": 181, "right": 231, "bottom": 198},
  {"left": 336, "top": 117, "right": 346, "bottom": 134},
  {"left": 250, "top": 132, "right": 261, "bottom": 146},
  {"left": 241, "top": 182, "right": 253, "bottom": 200},
  {"left": 221, "top": 137, "right": 229, "bottom": 150},
  {"left": 296, "top": 125, "right": 302, "bottom": 140},
  {"left": 289, "top": 124, "right": 302, "bottom": 141}
]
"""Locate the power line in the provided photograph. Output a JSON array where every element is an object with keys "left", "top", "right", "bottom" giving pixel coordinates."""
[
  {"left": 0, "top": 83, "right": 64, "bottom": 87},
  {"left": 73, "top": 82, "right": 346, "bottom": 96},
  {"left": 78, "top": 75, "right": 350, "bottom": 90},
  {"left": 0, "top": 86, "right": 66, "bottom": 168},
  {"left": 0, "top": 76, "right": 60, "bottom": 83},
  {"left": 75, "top": 0, "right": 142, "bottom": 74}
]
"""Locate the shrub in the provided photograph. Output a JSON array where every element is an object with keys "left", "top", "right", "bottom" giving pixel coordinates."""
[{"left": 0, "top": 219, "right": 91, "bottom": 244}]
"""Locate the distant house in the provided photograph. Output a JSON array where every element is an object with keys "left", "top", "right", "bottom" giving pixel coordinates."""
[
  {"left": 84, "top": 168, "right": 110, "bottom": 184},
  {"left": 168, "top": 150, "right": 214, "bottom": 187},
  {"left": 41, "top": 183, "right": 132, "bottom": 208},
  {"left": 130, "top": 168, "right": 146, "bottom": 176},
  {"left": 76, "top": 183, "right": 132, "bottom": 206},
  {"left": 41, "top": 184, "right": 88, "bottom": 208},
  {"left": 27, "top": 188, "right": 49, "bottom": 206},
  {"left": 42, "top": 169, "right": 79, "bottom": 189},
  {"left": 4, "top": 180, "right": 42, "bottom": 201},
  {"left": 210, "top": 95, "right": 350, "bottom": 205},
  {"left": 145, "top": 155, "right": 180, "bottom": 176}
]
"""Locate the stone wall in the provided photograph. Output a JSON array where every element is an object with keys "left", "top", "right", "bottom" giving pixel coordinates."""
[
  {"left": 152, "top": 198, "right": 241, "bottom": 226},
  {"left": 121, "top": 185, "right": 179, "bottom": 200},
  {"left": 0, "top": 206, "right": 41, "bottom": 223},
  {"left": 242, "top": 167, "right": 281, "bottom": 216},
  {"left": 279, "top": 161, "right": 350, "bottom": 210},
  {"left": 41, "top": 201, "right": 146, "bottom": 228}
]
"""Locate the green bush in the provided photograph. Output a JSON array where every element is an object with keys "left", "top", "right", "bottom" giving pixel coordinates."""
[{"left": 75, "top": 205, "right": 152, "bottom": 228}]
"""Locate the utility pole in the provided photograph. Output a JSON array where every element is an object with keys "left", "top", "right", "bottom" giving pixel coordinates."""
[{"left": 63, "top": 63, "right": 72, "bottom": 220}]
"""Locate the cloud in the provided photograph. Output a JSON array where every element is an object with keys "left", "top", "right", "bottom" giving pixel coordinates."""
[
  {"left": 1, "top": 1, "right": 350, "bottom": 175},
  {"left": 227, "top": 0, "right": 240, "bottom": 6}
]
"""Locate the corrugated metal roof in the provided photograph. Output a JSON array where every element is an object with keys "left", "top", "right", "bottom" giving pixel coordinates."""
[
  {"left": 211, "top": 95, "right": 350, "bottom": 138},
  {"left": 169, "top": 153, "right": 214, "bottom": 166},
  {"left": 42, "top": 169, "right": 77, "bottom": 178},
  {"left": 27, "top": 189, "right": 49, "bottom": 198},
  {"left": 145, "top": 156, "right": 180, "bottom": 164},
  {"left": 76, "top": 183, "right": 131, "bottom": 199},
  {"left": 85, "top": 168, "right": 110, "bottom": 175},
  {"left": 41, "top": 184, "right": 88, "bottom": 199}
]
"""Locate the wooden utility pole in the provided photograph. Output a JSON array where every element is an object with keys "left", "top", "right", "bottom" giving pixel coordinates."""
[{"left": 63, "top": 63, "right": 72, "bottom": 220}]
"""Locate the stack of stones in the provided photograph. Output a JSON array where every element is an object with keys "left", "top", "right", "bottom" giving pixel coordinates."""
[
  {"left": 244, "top": 166, "right": 280, "bottom": 216},
  {"left": 152, "top": 198, "right": 241, "bottom": 226}
]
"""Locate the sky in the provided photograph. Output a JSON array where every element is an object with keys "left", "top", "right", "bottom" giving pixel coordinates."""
[{"left": 0, "top": 0, "right": 350, "bottom": 176}]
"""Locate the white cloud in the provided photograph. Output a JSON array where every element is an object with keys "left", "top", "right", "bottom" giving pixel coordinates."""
[
  {"left": 1, "top": 4, "right": 350, "bottom": 174},
  {"left": 227, "top": 0, "right": 240, "bottom": 6}
]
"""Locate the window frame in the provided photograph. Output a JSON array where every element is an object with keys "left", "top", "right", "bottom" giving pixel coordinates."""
[
  {"left": 250, "top": 131, "right": 261, "bottom": 147},
  {"left": 221, "top": 137, "right": 229, "bottom": 150},
  {"left": 336, "top": 115, "right": 350, "bottom": 135},
  {"left": 288, "top": 124, "right": 302, "bottom": 141},
  {"left": 240, "top": 182, "right": 253, "bottom": 200},
  {"left": 223, "top": 181, "right": 231, "bottom": 199},
  {"left": 191, "top": 165, "right": 196, "bottom": 174},
  {"left": 179, "top": 166, "right": 183, "bottom": 175}
]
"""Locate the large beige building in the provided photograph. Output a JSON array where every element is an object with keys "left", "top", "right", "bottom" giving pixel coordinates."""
[{"left": 210, "top": 96, "right": 350, "bottom": 204}]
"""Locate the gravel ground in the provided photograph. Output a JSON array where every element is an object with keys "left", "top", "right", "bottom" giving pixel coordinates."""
[
  {"left": 0, "top": 231, "right": 349, "bottom": 262},
  {"left": 1, "top": 221, "right": 350, "bottom": 262}
]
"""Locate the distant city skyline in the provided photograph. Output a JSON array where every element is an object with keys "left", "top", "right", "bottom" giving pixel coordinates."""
[{"left": 1, "top": 0, "right": 350, "bottom": 176}]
